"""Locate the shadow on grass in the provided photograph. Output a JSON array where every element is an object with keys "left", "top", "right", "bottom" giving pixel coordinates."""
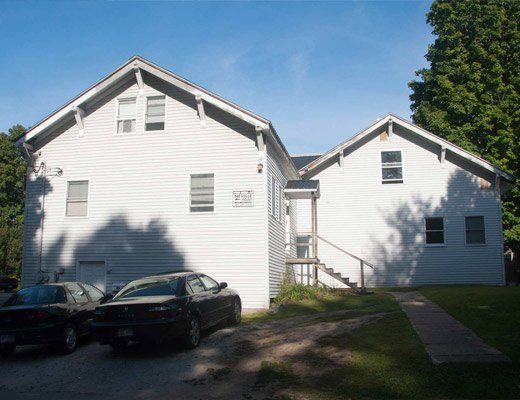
[{"left": 260, "top": 312, "right": 520, "bottom": 400}]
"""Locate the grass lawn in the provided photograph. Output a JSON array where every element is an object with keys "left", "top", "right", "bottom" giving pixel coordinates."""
[
  {"left": 249, "top": 287, "right": 520, "bottom": 399},
  {"left": 242, "top": 291, "right": 398, "bottom": 324},
  {"left": 420, "top": 285, "right": 520, "bottom": 363}
]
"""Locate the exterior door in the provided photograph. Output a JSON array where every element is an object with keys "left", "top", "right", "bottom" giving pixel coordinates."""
[{"left": 78, "top": 261, "right": 106, "bottom": 293}]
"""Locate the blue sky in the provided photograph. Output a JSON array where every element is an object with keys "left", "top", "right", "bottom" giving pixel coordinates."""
[{"left": 0, "top": 0, "right": 432, "bottom": 154}]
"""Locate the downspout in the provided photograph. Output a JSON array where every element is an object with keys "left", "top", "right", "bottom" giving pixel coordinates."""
[{"left": 22, "top": 143, "right": 46, "bottom": 276}]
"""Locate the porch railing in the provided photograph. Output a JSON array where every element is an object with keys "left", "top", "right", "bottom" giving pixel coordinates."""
[{"left": 286, "top": 232, "right": 374, "bottom": 293}]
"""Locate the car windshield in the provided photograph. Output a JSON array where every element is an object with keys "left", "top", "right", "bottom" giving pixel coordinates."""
[
  {"left": 114, "top": 277, "right": 181, "bottom": 299},
  {"left": 4, "top": 286, "right": 65, "bottom": 306}
]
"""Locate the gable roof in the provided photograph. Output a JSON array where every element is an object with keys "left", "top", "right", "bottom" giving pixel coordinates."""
[
  {"left": 291, "top": 154, "right": 322, "bottom": 170},
  {"left": 300, "top": 113, "right": 515, "bottom": 184},
  {"left": 14, "top": 55, "right": 299, "bottom": 177}
]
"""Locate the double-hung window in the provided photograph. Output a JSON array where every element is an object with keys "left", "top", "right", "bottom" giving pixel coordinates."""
[
  {"left": 117, "top": 98, "right": 136, "bottom": 133},
  {"left": 381, "top": 150, "right": 403, "bottom": 184},
  {"left": 190, "top": 174, "right": 214, "bottom": 212},
  {"left": 270, "top": 176, "right": 283, "bottom": 222},
  {"left": 465, "top": 216, "right": 486, "bottom": 244},
  {"left": 145, "top": 96, "right": 165, "bottom": 131},
  {"left": 425, "top": 217, "right": 445, "bottom": 245},
  {"left": 66, "top": 181, "right": 89, "bottom": 217}
]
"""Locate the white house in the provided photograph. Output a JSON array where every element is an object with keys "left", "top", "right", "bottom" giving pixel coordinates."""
[{"left": 15, "top": 56, "right": 515, "bottom": 309}]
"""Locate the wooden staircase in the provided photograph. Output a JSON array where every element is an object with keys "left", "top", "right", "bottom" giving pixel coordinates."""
[{"left": 317, "top": 263, "right": 358, "bottom": 290}]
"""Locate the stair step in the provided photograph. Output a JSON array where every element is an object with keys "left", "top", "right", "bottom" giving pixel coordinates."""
[{"left": 285, "top": 257, "right": 320, "bottom": 265}]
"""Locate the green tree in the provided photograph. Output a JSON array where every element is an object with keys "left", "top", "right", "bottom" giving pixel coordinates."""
[
  {"left": 410, "top": 0, "right": 520, "bottom": 247},
  {"left": 0, "top": 125, "right": 27, "bottom": 279}
]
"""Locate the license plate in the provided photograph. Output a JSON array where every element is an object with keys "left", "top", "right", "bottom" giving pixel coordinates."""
[
  {"left": 0, "top": 334, "right": 14, "bottom": 344},
  {"left": 118, "top": 328, "right": 133, "bottom": 338}
]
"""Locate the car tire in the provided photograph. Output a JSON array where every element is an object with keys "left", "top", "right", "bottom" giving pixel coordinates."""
[
  {"left": 56, "top": 323, "right": 78, "bottom": 355},
  {"left": 0, "top": 344, "right": 16, "bottom": 357},
  {"left": 108, "top": 339, "right": 129, "bottom": 351},
  {"left": 182, "top": 316, "right": 201, "bottom": 349},
  {"left": 229, "top": 299, "right": 241, "bottom": 326}
]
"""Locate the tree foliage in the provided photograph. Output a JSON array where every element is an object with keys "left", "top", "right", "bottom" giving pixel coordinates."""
[
  {"left": 0, "top": 125, "right": 27, "bottom": 278},
  {"left": 410, "top": 0, "right": 520, "bottom": 247}
]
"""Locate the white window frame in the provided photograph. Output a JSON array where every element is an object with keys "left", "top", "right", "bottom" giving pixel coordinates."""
[
  {"left": 115, "top": 97, "right": 137, "bottom": 134},
  {"left": 424, "top": 216, "right": 446, "bottom": 247},
  {"left": 380, "top": 149, "right": 404, "bottom": 184},
  {"left": 189, "top": 173, "right": 215, "bottom": 213},
  {"left": 65, "top": 180, "right": 89, "bottom": 218},
  {"left": 270, "top": 175, "right": 276, "bottom": 219},
  {"left": 144, "top": 95, "right": 166, "bottom": 132},
  {"left": 464, "top": 215, "right": 487, "bottom": 246}
]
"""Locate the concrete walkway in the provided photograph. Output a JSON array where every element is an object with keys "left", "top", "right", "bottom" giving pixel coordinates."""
[{"left": 390, "top": 291, "right": 510, "bottom": 365}]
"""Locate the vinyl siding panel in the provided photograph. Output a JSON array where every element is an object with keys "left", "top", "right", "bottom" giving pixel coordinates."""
[
  {"left": 266, "top": 143, "right": 297, "bottom": 298},
  {"left": 22, "top": 73, "right": 269, "bottom": 309},
  {"left": 298, "top": 125, "right": 504, "bottom": 288}
]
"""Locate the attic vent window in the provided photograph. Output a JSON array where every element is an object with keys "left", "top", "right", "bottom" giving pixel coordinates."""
[
  {"left": 117, "top": 98, "right": 136, "bottom": 133},
  {"left": 145, "top": 95, "right": 165, "bottom": 131},
  {"left": 381, "top": 150, "right": 403, "bottom": 184}
]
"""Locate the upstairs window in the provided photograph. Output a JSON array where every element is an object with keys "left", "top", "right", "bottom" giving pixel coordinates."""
[
  {"left": 190, "top": 174, "right": 214, "bottom": 212},
  {"left": 425, "top": 217, "right": 445, "bottom": 245},
  {"left": 117, "top": 98, "right": 136, "bottom": 133},
  {"left": 381, "top": 150, "right": 403, "bottom": 184},
  {"left": 66, "top": 181, "right": 89, "bottom": 217},
  {"left": 465, "top": 216, "right": 486, "bottom": 244},
  {"left": 145, "top": 95, "right": 165, "bottom": 131}
]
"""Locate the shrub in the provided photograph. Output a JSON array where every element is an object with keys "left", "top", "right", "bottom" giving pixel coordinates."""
[{"left": 274, "top": 282, "right": 327, "bottom": 304}]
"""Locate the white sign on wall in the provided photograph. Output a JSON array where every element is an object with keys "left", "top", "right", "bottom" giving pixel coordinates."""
[{"left": 233, "top": 191, "right": 254, "bottom": 207}]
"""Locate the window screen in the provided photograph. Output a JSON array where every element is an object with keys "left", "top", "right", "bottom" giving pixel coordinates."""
[
  {"left": 66, "top": 181, "right": 89, "bottom": 217},
  {"left": 465, "top": 216, "right": 485, "bottom": 244},
  {"left": 145, "top": 96, "right": 165, "bottom": 131},
  {"left": 381, "top": 151, "right": 403, "bottom": 184},
  {"left": 190, "top": 174, "right": 214, "bottom": 212},
  {"left": 425, "top": 217, "right": 445, "bottom": 244},
  {"left": 117, "top": 98, "right": 136, "bottom": 133}
]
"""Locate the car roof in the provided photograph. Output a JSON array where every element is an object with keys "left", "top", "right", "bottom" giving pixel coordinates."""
[{"left": 144, "top": 272, "right": 195, "bottom": 279}]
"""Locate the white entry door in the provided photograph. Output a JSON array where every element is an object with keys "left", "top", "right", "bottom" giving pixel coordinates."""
[{"left": 78, "top": 261, "right": 107, "bottom": 293}]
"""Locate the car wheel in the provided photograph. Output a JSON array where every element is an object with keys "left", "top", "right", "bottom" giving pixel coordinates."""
[
  {"left": 56, "top": 323, "right": 78, "bottom": 354},
  {"left": 182, "top": 316, "right": 201, "bottom": 349},
  {"left": 0, "top": 344, "right": 16, "bottom": 356},
  {"left": 108, "top": 339, "right": 129, "bottom": 351},
  {"left": 229, "top": 299, "right": 241, "bottom": 326}
]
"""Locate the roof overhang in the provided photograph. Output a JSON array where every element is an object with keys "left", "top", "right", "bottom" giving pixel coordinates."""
[
  {"left": 300, "top": 113, "right": 516, "bottom": 185},
  {"left": 285, "top": 180, "right": 320, "bottom": 199},
  {"left": 14, "top": 55, "right": 300, "bottom": 178}
]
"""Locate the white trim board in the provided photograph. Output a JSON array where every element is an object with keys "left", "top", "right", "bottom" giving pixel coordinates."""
[{"left": 300, "top": 113, "right": 515, "bottom": 184}]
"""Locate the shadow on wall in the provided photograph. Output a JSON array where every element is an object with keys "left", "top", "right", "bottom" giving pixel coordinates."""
[
  {"left": 34, "top": 212, "right": 186, "bottom": 292},
  {"left": 367, "top": 168, "right": 499, "bottom": 287}
]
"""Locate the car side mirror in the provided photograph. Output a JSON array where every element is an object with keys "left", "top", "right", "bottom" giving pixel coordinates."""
[
  {"left": 219, "top": 282, "right": 228, "bottom": 290},
  {"left": 100, "top": 293, "right": 114, "bottom": 304}
]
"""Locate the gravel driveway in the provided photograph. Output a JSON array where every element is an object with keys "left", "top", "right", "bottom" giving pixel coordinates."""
[{"left": 0, "top": 309, "right": 388, "bottom": 400}]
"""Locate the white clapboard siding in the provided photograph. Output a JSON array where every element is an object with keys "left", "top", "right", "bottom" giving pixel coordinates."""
[
  {"left": 266, "top": 142, "right": 297, "bottom": 297},
  {"left": 23, "top": 73, "right": 270, "bottom": 309},
  {"left": 297, "top": 124, "right": 504, "bottom": 287}
]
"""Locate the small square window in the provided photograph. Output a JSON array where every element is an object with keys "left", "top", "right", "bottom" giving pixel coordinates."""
[
  {"left": 381, "top": 151, "right": 403, "bottom": 184},
  {"left": 66, "top": 181, "right": 89, "bottom": 217},
  {"left": 145, "top": 96, "right": 165, "bottom": 131},
  {"left": 190, "top": 174, "right": 214, "bottom": 212},
  {"left": 425, "top": 217, "right": 444, "bottom": 245},
  {"left": 465, "top": 216, "right": 485, "bottom": 244},
  {"left": 117, "top": 98, "right": 136, "bottom": 133}
]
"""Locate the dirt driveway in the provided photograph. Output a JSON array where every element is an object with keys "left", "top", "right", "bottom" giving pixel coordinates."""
[{"left": 0, "top": 309, "right": 389, "bottom": 400}]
